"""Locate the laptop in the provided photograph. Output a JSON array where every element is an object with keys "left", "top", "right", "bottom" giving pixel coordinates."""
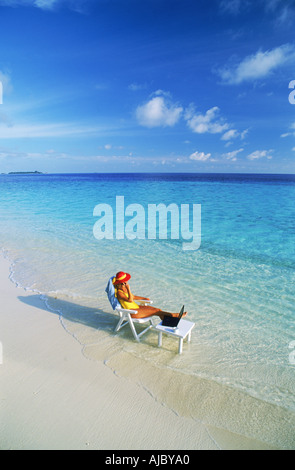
[{"left": 161, "top": 306, "right": 185, "bottom": 329}]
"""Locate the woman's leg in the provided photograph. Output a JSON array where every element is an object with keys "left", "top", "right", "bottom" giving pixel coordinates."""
[{"left": 131, "top": 306, "right": 183, "bottom": 320}]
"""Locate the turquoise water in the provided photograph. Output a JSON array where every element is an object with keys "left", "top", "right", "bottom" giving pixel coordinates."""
[{"left": 1, "top": 173, "right": 295, "bottom": 416}]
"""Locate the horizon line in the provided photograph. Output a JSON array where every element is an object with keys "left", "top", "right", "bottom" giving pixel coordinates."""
[{"left": 1, "top": 171, "right": 295, "bottom": 177}]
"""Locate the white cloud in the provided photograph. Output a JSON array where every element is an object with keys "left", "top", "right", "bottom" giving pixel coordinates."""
[
  {"left": 220, "top": 0, "right": 295, "bottom": 27},
  {"left": 220, "top": 0, "right": 245, "bottom": 15},
  {"left": 0, "top": 0, "right": 90, "bottom": 11},
  {"left": 222, "top": 128, "right": 249, "bottom": 143},
  {"left": 264, "top": 0, "right": 295, "bottom": 27},
  {"left": 281, "top": 133, "right": 291, "bottom": 138},
  {"left": 34, "top": 0, "right": 58, "bottom": 9},
  {"left": 222, "top": 148, "right": 244, "bottom": 161},
  {"left": 0, "top": 70, "right": 13, "bottom": 96},
  {"left": 0, "top": 0, "right": 56, "bottom": 8},
  {"left": 219, "top": 44, "right": 295, "bottom": 84},
  {"left": 136, "top": 92, "right": 183, "bottom": 128},
  {"left": 241, "top": 129, "right": 249, "bottom": 140},
  {"left": 136, "top": 94, "right": 239, "bottom": 142},
  {"left": 0, "top": 148, "right": 142, "bottom": 167},
  {"left": 189, "top": 151, "right": 212, "bottom": 162},
  {"left": 128, "top": 83, "right": 147, "bottom": 92},
  {"left": 0, "top": 121, "right": 114, "bottom": 139},
  {"left": 185, "top": 106, "right": 229, "bottom": 134},
  {"left": 221, "top": 129, "right": 239, "bottom": 141},
  {"left": 281, "top": 122, "right": 295, "bottom": 138},
  {"left": 247, "top": 149, "right": 273, "bottom": 160}
]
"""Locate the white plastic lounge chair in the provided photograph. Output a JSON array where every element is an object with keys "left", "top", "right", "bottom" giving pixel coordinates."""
[
  {"left": 105, "top": 277, "right": 155, "bottom": 342},
  {"left": 114, "top": 300, "right": 155, "bottom": 342}
]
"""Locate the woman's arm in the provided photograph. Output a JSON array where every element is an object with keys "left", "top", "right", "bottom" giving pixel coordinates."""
[
  {"left": 117, "top": 283, "right": 150, "bottom": 303},
  {"left": 133, "top": 295, "right": 150, "bottom": 301},
  {"left": 116, "top": 288, "right": 131, "bottom": 303},
  {"left": 125, "top": 283, "right": 135, "bottom": 302}
]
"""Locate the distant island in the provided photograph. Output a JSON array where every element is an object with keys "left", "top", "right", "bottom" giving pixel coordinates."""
[{"left": 7, "top": 171, "right": 44, "bottom": 175}]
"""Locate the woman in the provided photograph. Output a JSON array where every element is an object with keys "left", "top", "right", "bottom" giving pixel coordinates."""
[{"left": 113, "top": 271, "right": 186, "bottom": 320}]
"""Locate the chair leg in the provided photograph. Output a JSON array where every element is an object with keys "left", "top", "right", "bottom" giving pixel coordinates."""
[
  {"left": 128, "top": 315, "right": 141, "bottom": 342},
  {"left": 115, "top": 316, "right": 128, "bottom": 333},
  {"left": 115, "top": 313, "right": 154, "bottom": 343},
  {"left": 137, "top": 324, "right": 153, "bottom": 339}
]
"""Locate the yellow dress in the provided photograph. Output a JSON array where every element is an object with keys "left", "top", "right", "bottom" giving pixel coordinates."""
[{"left": 115, "top": 288, "right": 139, "bottom": 310}]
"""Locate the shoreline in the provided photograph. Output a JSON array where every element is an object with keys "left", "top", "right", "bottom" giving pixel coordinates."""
[
  {"left": 0, "top": 254, "right": 218, "bottom": 450},
  {"left": 0, "top": 253, "right": 292, "bottom": 450}
]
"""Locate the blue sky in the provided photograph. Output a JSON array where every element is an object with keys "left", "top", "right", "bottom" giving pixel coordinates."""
[{"left": 1, "top": 0, "right": 295, "bottom": 173}]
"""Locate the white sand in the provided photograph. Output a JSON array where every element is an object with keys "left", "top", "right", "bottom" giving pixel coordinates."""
[
  {"left": 0, "top": 254, "right": 281, "bottom": 450},
  {"left": 0, "top": 255, "right": 216, "bottom": 450}
]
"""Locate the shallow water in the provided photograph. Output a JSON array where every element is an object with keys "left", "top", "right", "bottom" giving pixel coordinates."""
[{"left": 1, "top": 173, "right": 295, "bottom": 448}]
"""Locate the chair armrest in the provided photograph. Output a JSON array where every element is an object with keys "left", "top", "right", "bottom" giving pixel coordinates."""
[
  {"left": 136, "top": 299, "right": 153, "bottom": 305},
  {"left": 115, "top": 299, "right": 153, "bottom": 316},
  {"left": 115, "top": 307, "right": 139, "bottom": 315}
]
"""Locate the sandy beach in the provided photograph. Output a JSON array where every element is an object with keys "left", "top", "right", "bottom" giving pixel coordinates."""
[
  {"left": 0, "top": 255, "right": 211, "bottom": 451},
  {"left": 2, "top": 0, "right": 295, "bottom": 454},
  {"left": 0, "top": 254, "right": 217, "bottom": 450},
  {"left": 0, "top": 253, "right": 291, "bottom": 450}
]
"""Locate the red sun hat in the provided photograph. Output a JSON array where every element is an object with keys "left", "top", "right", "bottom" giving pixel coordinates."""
[{"left": 113, "top": 271, "right": 131, "bottom": 285}]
